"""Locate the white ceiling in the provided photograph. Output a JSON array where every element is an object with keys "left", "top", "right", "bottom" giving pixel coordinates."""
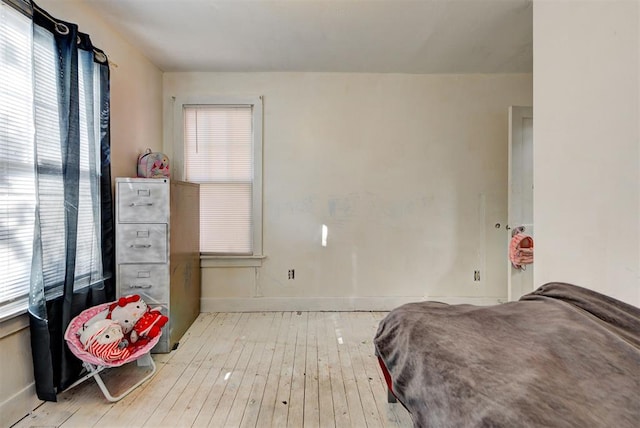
[{"left": 83, "top": 0, "right": 533, "bottom": 74}]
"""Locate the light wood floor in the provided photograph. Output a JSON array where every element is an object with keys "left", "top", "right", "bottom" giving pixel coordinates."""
[{"left": 15, "top": 312, "right": 412, "bottom": 427}]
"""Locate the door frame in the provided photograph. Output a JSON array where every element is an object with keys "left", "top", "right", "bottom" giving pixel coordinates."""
[{"left": 507, "top": 106, "right": 534, "bottom": 302}]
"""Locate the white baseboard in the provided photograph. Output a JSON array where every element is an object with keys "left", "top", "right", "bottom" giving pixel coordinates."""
[
  {"left": 0, "top": 382, "right": 41, "bottom": 428},
  {"left": 200, "top": 295, "right": 505, "bottom": 312}
]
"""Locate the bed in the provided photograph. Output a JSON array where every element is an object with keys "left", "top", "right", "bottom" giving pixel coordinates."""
[{"left": 373, "top": 282, "right": 640, "bottom": 428}]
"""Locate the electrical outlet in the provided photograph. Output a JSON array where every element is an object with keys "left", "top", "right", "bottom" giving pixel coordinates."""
[
  {"left": 474, "top": 270, "right": 480, "bottom": 282},
  {"left": 288, "top": 269, "right": 295, "bottom": 280}
]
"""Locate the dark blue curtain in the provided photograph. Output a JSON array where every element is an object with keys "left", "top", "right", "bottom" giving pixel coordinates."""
[{"left": 28, "top": 2, "right": 114, "bottom": 401}]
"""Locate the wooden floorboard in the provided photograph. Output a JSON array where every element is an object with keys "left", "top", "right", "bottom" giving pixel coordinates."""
[
  {"left": 287, "top": 311, "right": 308, "bottom": 428},
  {"left": 14, "top": 311, "right": 412, "bottom": 428},
  {"left": 324, "top": 313, "right": 351, "bottom": 428},
  {"left": 334, "top": 314, "right": 368, "bottom": 428},
  {"left": 254, "top": 311, "right": 291, "bottom": 427},
  {"left": 316, "top": 313, "right": 336, "bottom": 428},
  {"left": 195, "top": 313, "right": 254, "bottom": 427},
  {"left": 239, "top": 312, "right": 282, "bottom": 428},
  {"left": 224, "top": 313, "right": 276, "bottom": 427},
  {"left": 303, "top": 312, "right": 320, "bottom": 428}
]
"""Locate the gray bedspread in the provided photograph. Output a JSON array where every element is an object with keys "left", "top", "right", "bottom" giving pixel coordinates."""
[{"left": 374, "top": 283, "right": 640, "bottom": 428}]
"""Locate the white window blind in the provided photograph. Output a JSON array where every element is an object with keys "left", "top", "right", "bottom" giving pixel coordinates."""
[
  {"left": 33, "top": 23, "right": 66, "bottom": 292},
  {"left": 74, "top": 51, "right": 103, "bottom": 289},
  {"left": 184, "top": 105, "right": 254, "bottom": 254},
  {"left": 0, "top": 3, "right": 35, "bottom": 317}
]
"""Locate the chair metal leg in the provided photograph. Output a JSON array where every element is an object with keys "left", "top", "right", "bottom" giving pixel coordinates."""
[
  {"left": 65, "top": 353, "right": 157, "bottom": 402},
  {"left": 65, "top": 363, "right": 107, "bottom": 391},
  {"left": 94, "top": 355, "right": 157, "bottom": 402}
]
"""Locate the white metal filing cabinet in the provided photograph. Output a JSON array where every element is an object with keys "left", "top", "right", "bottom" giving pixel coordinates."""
[{"left": 116, "top": 177, "right": 200, "bottom": 353}]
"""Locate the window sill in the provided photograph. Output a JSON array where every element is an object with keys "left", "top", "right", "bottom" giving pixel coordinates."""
[
  {"left": 200, "top": 255, "right": 266, "bottom": 268},
  {"left": 0, "top": 311, "right": 29, "bottom": 340},
  {"left": 0, "top": 299, "right": 28, "bottom": 325}
]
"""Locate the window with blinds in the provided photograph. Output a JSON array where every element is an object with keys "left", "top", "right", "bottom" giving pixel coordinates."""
[
  {"left": 0, "top": 3, "right": 35, "bottom": 317},
  {"left": 0, "top": 3, "right": 103, "bottom": 318},
  {"left": 183, "top": 102, "right": 262, "bottom": 255}
]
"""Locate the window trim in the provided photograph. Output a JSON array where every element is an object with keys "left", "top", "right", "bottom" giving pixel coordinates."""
[{"left": 172, "top": 95, "right": 264, "bottom": 261}]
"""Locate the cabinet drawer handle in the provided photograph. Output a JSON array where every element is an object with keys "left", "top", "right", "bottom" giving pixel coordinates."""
[
  {"left": 130, "top": 202, "right": 153, "bottom": 207},
  {"left": 129, "top": 284, "right": 152, "bottom": 289},
  {"left": 130, "top": 244, "right": 151, "bottom": 248}
]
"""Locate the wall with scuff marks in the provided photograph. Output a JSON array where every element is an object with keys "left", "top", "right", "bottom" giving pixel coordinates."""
[{"left": 163, "top": 72, "right": 533, "bottom": 310}]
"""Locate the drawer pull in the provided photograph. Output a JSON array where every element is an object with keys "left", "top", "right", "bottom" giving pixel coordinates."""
[
  {"left": 130, "top": 244, "right": 151, "bottom": 248},
  {"left": 129, "top": 284, "right": 152, "bottom": 289},
  {"left": 130, "top": 202, "right": 153, "bottom": 207}
]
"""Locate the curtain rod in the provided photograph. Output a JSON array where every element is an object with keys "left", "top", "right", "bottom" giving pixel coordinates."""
[{"left": 2, "top": 0, "right": 118, "bottom": 68}]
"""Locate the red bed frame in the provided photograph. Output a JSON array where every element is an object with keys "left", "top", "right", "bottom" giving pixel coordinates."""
[{"left": 377, "top": 356, "right": 398, "bottom": 403}]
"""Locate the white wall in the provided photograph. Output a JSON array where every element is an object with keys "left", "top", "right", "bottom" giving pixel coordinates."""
[
  {"left": 533, "top": 0, "right": 640, "bottom": 306},
  {"left": 0, "top": 316, "right": 39, "bottom": 427},
  {"left": 37, "top": 0, "right": 165, "bottom": 179},
  {"left": 164, "top": 72, "right": 533, "bottom": 311},
  {"left": 1, "top": 1, "right": 163, "bottom": 425}
]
